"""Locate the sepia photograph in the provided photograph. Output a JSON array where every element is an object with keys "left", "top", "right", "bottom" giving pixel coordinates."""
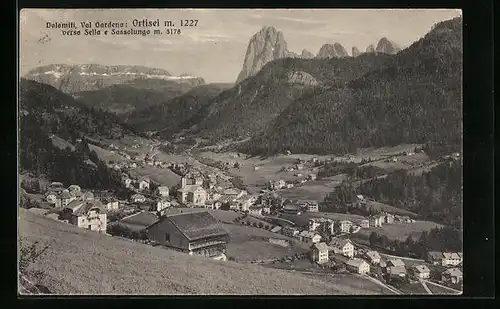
[{"left": 18, "top": 8, "right": 463, "bottom": 295}]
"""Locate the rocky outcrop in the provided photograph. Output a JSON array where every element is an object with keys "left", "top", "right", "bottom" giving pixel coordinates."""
[
  {"left": 366, "top": 44, "right": 376, "bottom": 53},
  {"left": 24, "top": 64, "right": 203, "bottom": 93},
  {"left": 286, "top": 71, "right": 320, "bottom": 86},
  {"left": 236, "top": 26, "right": 291, "bottom": 83},
  {"left": 301, "top": 49, "right": 315, "bottom": 59},
  {"left": 315, "top": 43, "right": 349, "bottom": 59},
  {"left": 352, "top": 46, "right": 361, "bottom": 57},
  {"left": 376, "top": 37, "right": 401, "bottom": 55}
]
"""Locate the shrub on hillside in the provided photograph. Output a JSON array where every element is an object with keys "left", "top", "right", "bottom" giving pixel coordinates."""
[
  {"left": 258, "top": 222, "right": 264, "bottom": 228},
  {"left": 19, "top": 238, "right": 51, "bottom": 293}
]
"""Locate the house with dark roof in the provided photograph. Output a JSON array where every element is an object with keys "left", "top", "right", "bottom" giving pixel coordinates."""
[
  {"left": 411, "top": 264, "right": 430, "bottom": 279},
  {"left": 60, "top": 200, "right": 107, "bottom": 233},
  {"left": 426, "top": 251, "right": 444, "bottom": 265},
  {"left": 329, "top": 237, "right": 354, "bottom": 258},
  {"left": 146, "top": 211, "right": 229, "bottom": 261},
  {"left": 55, "top": 190, "right": 75, "bottom": 208},
  {"left": 346, "top": 258, "right": 370, "bottom": 274},
  {"left": 441, "top": 268, "right": 462, "bottom": 284},
  {"left": 119, "top": 211, "right": 159, "bottom": 232}
]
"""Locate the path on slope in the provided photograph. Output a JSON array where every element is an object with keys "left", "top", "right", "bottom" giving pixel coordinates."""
[
  {"left": 424, "top": 280, "right": 462, "bottom": 294},
  {"left": 419, "top": 279, "right": 433, "bottom": 294}
]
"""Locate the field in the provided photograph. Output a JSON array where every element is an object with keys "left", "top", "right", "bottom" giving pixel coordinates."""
[
  {"left": 19, "top": 209, "right": 392, "bottom": 295},
  {"left": 390, "top": 281, "right": 429, "bottom": 295},
  {"left": 89, "top": 144, "right": 127, "bottom": 163},
  {"left": 195, "top": 151, "right": 323, "bottom": 188},
  {"left": 226, "top": 241, "right": 306, "bottom": 262},
  {"left": 129, "top": 165, "right": 181, "bottom": 188},
  {"left": 222, "top": 224, "right": 294, "bottom": 243},
  {"left": 222, "top": 223, "right": 309, "bottom": 262},
  {"left": 360, "top": 200, "right": 417, "bottom": 216},
  {"left": 300, "top": 273, "right": 397, "bottom": 295},
  {"left": 279, "top": 179, "right": 344, "bottom": 201},
  {"left": 353, "top": 220, "right": 443, "bottom": 241}
]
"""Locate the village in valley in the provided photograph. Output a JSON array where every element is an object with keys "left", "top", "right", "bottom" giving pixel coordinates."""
[
  {"left": 19, "top": 9, "right": 464, "bottom": 295},
  {"left": 20, "top": 135, "right": 463, "bottom": 295}
]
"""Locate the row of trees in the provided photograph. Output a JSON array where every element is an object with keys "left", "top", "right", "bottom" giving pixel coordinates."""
[
  {"left": 322, "top": 160, "right": 462, "bottom": 228},
  {"left": 369, "top": 225, "right": 462, "bottom": 259},
  {"left": 107, "top": 223, "right": 148, "bottom": 241}
]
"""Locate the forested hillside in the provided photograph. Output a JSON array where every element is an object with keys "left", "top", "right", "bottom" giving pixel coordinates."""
[
  {"left": 322, "top": 159, "right": 463, "bottom": 229},
  {"left": 19, "top": 79, "right": 129, "bottom": 191},
  {"left": 125, "top": 83, "right": 233, "bottom": 137},
  {"left": 74, "top": 78, "right": 201, "bottom": 115},
  {"left": 239, "top": 17, "right": 462, "bottom": 155},
  {"left": 191, "top": 54, "right": 394, "bottom": 141}
]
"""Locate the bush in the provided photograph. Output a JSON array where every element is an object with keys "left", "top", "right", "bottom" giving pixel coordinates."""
[
  {"left": 258, "top": 222, "right": 264, "bottom": 228},
  {"left": 19, "top": 195, "right": 41, "bottom": 209},
  {"left": 252, "top": 222, "right": 258, "bottom": 227},
  {"left": 19, "top": 238, "right": 51, "bottom": 292},
  {"left": 21, "top": 179, "right": 42, "bottom": 194}
]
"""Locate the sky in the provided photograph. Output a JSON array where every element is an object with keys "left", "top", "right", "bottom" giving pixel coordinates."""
[{"left": 19, "top": 9, "right": 461, "bottom": 83}]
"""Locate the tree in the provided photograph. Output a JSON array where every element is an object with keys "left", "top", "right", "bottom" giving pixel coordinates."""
[
  {"left": 234, "top": 162, "right": 240, "bottom": 169},
  {"left": 258, "top": 222, "right": 264, "bottom": 228},
  {"left": 369, "top": 232, "right": 379, "bottom": 246}
]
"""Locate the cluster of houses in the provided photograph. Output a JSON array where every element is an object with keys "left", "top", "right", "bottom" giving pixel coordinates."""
[
  {"left": 44, "top": 182, "right": 109, "bottom": 233},
  {"left": 281, "top": 200, "right": 319, "bottom": 215},
  {"left": 309, "top": 240, "right": 462, "bottom": 285},
  {"left": 427, "top": 251, "right": 463, "bottom": 267}
]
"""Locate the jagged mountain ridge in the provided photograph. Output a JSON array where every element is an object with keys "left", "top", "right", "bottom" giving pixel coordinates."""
[{"left": 352, "top": 46, "right": 361, "bottom": 57}]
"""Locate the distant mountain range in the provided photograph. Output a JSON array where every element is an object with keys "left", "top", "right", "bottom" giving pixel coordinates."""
[{"left": 23, "top": 64, "right": 206, "bottom": 114}]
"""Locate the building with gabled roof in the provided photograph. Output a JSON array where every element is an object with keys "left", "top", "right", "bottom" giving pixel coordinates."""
[
  {"left": 60, "top": 199, "right": 107, "bottom": 233},
  {"left": 411, "top": 264, "right": 430, "bottom": 279},
  {"left": 441, "top": 268, "right": 462, "bottom": 284},
  {"left": 346, "top": 258, "right": 370, "bottom": 274},
  {"left": 119, "top": 211, "right": 159, "bottom": 232},
  {"left": 329, "top": 237, "right": 354, "bottom": 258},
  {"left": 131, "top": 194, "right": 146, "bottom": 203},
  {"left": 311, "top": 242, "right": 330, "bottom": 264},
  {"left": 146, "top": 211, "right": 229, "bottom": 260},
  {"left": 365, "top": 250, "right": 381, "bottom": 264},
  {"left": 156, "top": 186, "right": 169, "bottom": 197}
]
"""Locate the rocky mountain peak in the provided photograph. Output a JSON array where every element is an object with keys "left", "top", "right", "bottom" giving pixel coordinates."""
[
  {"left": 376, "top": 37, "right": 401, "bottom": 54},
  {"left": 365, "top": 44, "right": 376, "bottom": 53},
  {"left": 316, "top": 42, "right": 349, "bottom": 59},
  {"left": 352, "top": 46, "right": 361, "bottom": 57},
  {"left": 301, "top": 49, "right": 315, "bottom": 59},
  {"left": 235, "top": 26, "right": 290, "bottom": 83}
]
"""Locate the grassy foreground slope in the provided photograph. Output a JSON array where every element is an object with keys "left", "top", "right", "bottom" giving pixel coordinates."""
[{"left": 19, "top": 209, "right": 390, "bottom": 295}]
